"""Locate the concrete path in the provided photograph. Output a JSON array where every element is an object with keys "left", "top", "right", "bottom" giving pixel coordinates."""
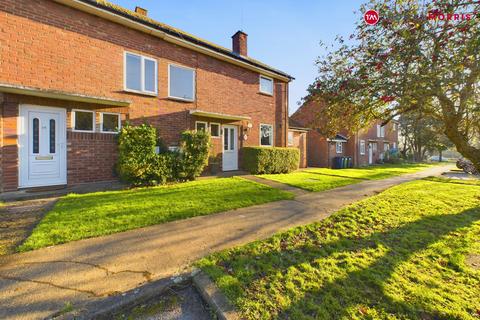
[{"left": 0, "top": 165, "right": 451, "bottom": 320}]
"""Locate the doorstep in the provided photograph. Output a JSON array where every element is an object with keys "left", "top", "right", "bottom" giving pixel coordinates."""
[{"left": 0, "top": 180, "right": 127, "bottom": 202}]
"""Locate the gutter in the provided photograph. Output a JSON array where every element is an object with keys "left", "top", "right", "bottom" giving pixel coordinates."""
[
  {"left": 0, "top": 83, "right": 131, "bottom": 107},
  {"left": 52, "top": 0, "right": 293, "bottom": 82}
]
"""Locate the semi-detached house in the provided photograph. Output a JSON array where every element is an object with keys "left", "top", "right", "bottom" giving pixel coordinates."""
[{"left": 0, "top": 0, "right": 294, "bottom": 192}]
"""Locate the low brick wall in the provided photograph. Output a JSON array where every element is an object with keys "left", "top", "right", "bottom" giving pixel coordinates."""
[{"left": 67, "top": 131, "right": 118, "bottom": 185}]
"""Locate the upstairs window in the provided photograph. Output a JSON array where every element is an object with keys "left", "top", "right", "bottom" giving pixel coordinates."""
[
  {"left": 125, "top": 52, "right": 157, "bottom": 95},
  {"left": 169, "top": 64, "right": 195, "bottom": 101},
  {"left": 259, "top": 75, "right": 273, "bottom": 95},
  {"left": 101, "top": 113, "right": 121, "bottom": 133},
  {"left": 260, "top": 124, "right": 273, "bottom": 146},
  {"left": 72, "top": 110, "right": 95, "bottom": 132},
  {"left": 377, "top": 124, "right": 385, "bottom": 138}
]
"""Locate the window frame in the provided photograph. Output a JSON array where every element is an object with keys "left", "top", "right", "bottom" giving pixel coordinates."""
[
  {"left": 259, "top": 75, "right": 274, "bottom": 96},
  {"left": 195, "top": 121, "right": 208, "bottom": 132},
  {"left": 71, "top": 109, "right": 95, "bottom": 133},
  {"left": 259, "top": 123, "right": 274, "bottom": 147},
  {"left": 168, "top": 63, "right": 196, "bottom": 102},
  {"left": 100, "top": 112, "right": 121, "bottom": 134},
  {"left": 336, "top": 141, "right": 343, "bottom": 154},
  {"left": 287, "top": 131, "right": 294, "bottom": 146},
  {"left": 360, "top": 139, "right": 366, "bottom": 155},
  {"left": 210, "top": 122, "right": 221, "bottom": 138},
  {"left": 124, "top": 51, "right": 158, "bottom": 96}
]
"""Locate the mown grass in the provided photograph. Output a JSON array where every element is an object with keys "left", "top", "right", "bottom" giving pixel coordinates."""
[
  {"left": 198, "top": 177, "right": 480, "bottom": 319},
  {"left": 18, "top": 177, "right": 293, "bottom": 251},
  {"left": 260, "top": 163, "right": 438, "bottom": 192}
]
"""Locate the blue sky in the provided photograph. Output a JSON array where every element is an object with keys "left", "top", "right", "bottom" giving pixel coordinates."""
[{"left": 112, "top": 0, "right": 360, "bottom": 114}]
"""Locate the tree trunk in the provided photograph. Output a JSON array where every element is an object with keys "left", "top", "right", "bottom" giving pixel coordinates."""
[
  {"left": 443, "top": 122, "right": 480, "bottom": 172},
  {"left": 439, "top": 150, "right": 443, "bottom": 162}
]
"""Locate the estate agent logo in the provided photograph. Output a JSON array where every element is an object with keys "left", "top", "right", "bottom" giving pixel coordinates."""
[{"left": 364, "top": 10, "right": 379, "bottom": 25}]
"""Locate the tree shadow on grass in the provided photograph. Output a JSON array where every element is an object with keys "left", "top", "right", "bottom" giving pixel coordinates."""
[{"left": 214, "top": 207, "right": 480, "bottom": 319}]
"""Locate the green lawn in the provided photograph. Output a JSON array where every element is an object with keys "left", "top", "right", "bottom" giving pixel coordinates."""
[
  {"left": 198, "top": 177, "right": 480, "bottom": 319},
  {"left": 18, "top": 177, "right": 293, "bottom": 251},
  {"left": 259, "top": 163, "right": 438, "bottom": 192}
]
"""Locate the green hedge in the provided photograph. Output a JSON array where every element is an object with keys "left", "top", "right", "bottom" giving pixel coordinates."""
[
  {"left": 117, "top": 124, "right": 210, "bottom": 186},
  {"left": 243, "top": 147, "right": 300, "bottom": 174}
]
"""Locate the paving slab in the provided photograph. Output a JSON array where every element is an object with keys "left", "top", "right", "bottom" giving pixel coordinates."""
[{"left": 0, "top": 165, "right": 451, "bottom": 320}]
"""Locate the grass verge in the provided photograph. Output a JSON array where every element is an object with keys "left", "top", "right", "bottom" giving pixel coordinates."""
[
  {"left": 18, "top": 177, "right": 293, "bottom": 251},
  {"left": 259, "top": 163, "right": 438, "bottom": 192},
  {"left": 198, "top": 177, "right": 480, "bottom": 319}
]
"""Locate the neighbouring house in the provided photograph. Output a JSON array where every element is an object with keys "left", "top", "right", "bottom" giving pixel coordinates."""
[
  {"left": 288, "top": 119, "right": 308, "bottom": 168},
  {"left": 290, "top": 100, "right": 399, "bottom": 168},
  {"left": 0, "top": 0, "right": 294, "bottom": 192}
]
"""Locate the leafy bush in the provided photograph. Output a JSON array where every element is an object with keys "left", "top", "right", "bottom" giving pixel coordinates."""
[
  {"left": 384, "top": 150, "right": 404, "bottom": 164},
  {"left": 117, "top": 124, "right": 210, "bottom": 185},
  {"left": 176, "top": 130, "right": 211, "bottom": 181},
  {"left": 117, "top": 124, "right": 164, "bottom": 186},
  {"left": 243, "top": 147, "right": 300, "bottom": 174}
]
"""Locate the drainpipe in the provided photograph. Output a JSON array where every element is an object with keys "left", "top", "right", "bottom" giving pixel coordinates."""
[{"left": 285, "top": 83, "right": 289, "bottom": 147}]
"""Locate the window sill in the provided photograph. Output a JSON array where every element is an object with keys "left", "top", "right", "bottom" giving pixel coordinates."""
[
  {"left": 123, "top": 89, "right": 158, "bottom": 97},
  {"left": 168, "top": 96, "right": 195, "bottom": 103},
  {"left": 258, "top": 91, "right": 273, "bottom": 97},
  {"left": 72, "top": 129, "right": 95, "bottom": 133}
]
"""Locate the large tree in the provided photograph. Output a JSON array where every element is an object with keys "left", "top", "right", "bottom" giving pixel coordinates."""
[{"left": 307, "top": 0, "right": 480, "bottom": 170}]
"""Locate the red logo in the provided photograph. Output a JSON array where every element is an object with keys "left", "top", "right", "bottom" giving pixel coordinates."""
[{"left": 364, "top": 10, "right": 379, "bottom": 25}]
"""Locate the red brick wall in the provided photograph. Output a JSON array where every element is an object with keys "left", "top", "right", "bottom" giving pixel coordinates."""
[
  {"left": 0, "top": 95, "right": 19, "bottom": 191},
  {"left": 67, "top": 132, "right": 118, "bottom": 185},
  {"left": 292, "top": 101, "right": 399, "bottom": 168},
  {"left": 288, "top": 130, "right": 307, "bottom": 168},
  {"left": 0, "top": 0, "right": 288, "bottom": 189}
]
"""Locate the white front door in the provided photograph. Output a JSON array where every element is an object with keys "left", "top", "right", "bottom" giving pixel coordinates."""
[
  {"left": 222, "top": 125, "right": 238, "bottom": 171},
  {"left": 19, "top": 105, "right": 67, "bottom": 188},
  {"left": 368, "top": 143, "right": 373, "bottom": 165}
]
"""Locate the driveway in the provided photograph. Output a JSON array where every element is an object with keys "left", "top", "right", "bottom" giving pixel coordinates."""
[{"left": 0, "top": 165, "right": 451, "bottom": 319}]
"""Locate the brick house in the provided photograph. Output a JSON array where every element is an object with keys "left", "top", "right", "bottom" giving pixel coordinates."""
[
  {"left": 291, "top": 100, "right": 399, "bottom": 168},
  {"left": 0, "top": 0, "right": 293, "bottom": 192},
  {"left": 287, "top": 119, "right": 308, "bottom": 168}
]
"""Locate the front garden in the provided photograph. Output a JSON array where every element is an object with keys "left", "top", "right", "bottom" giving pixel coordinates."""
[
  {"left": 198, "top": 177, "right": 480, "bottom": 319},
  {"left": 18, "top": 177, "right": 293, "bottom": 251}
]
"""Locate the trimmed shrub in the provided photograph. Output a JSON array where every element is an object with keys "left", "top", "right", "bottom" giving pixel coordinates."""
[
  {"left": 117, "top": 124, "right": 164, "bottom": 186},
  {"left": 177, "top": 130, "right": 211, "bottom": 181},
  {"left": 243, "top": 147, "right": 300, "bottom": 174},
  {"left": 117, "top": 125, "right": 210, "bottom": 185}
]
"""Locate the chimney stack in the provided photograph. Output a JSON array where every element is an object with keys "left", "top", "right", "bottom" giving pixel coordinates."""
[
  {"left": 135, "top": 6, "right": 148, "bottom": 16},
  {"left": 232, "top": 31, "right": 248, "bottom": 56}
]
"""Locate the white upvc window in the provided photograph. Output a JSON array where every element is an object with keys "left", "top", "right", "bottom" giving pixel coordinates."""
[
  {"left": 377, "top": 124, "right": 385, "bottom": 138},
  {"left": 360, "top": 140, "right": 366, "bottom": 155},
  {"left": 168, "top": 64, "right": 195, "bottom": 101},
  {"left": 393, "top": 142, "right": 397, "bottom": 149},
  {"left": 124, "top": 52, "right": 158, "bottom": 95},
  {"left": 259, "top": 75, "right": 274, "bottom": 95},
  {"left": 210, "top": 123, "right": 221, "bottom": 138},
  {"left": 100, "top": 112, "right": 121, "bottom": 133},
  {"left": 393, "top": 123, "right": 397, "bottom": 131},
  {"left": 336, "top": 141, "right": 343, "bottom": 154},
  {"left": 288, "top": 131, "right": 294, "bottom": 146},
  {"left": 384, "top": 142, "right": 390, "bottom": 151},
  {"left": 195, "top": 121, "right": 208, "bottom": 132},
  {"left": 260, "top": 124, "right": 274, "bottom": 146},
  {"left": 72, "top": 109, "right": 95, "bottom": 132}
]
